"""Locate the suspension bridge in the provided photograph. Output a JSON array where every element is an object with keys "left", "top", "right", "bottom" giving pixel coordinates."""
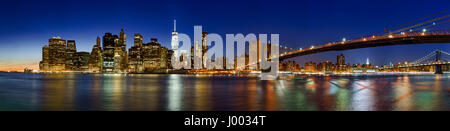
[
  {"left": 378, "top": 50, "right": 450, "bottom": 74},
  {"left": 265, "top": 9, "right": 450, "bottom": 74},
  {"left": 277, "top": 9, "right": 450, "bottom": 59}
]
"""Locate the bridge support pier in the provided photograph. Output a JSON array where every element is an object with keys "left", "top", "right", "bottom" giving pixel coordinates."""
[
  {"left": 435, "top": 50, "right": 443, "bottom": 74},
  {"left": 435, "top": 64, "right": 443, "bottom": 74}
]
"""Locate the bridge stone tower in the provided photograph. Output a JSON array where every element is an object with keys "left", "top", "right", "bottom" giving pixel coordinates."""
[{"left": 435, "top": 50, "right": 443, "bottom": 74}]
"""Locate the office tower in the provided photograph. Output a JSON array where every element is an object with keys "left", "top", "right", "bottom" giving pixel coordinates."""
[
  {"left": 128, "top": 34, "right": 144, "bottom": 72},
  {"left": 112, "top": 34, "right": 122, "bottom": 71},
  {"left": 201, "top": 32, "right": 208, "bottom": 68},
  {"left": 48, "top": 37, "right": 67, "bottom": 71},
  {"left": 280, "top": 61, "right": 299, "bottom": 71},
  {"left": 318, "top": 61, "right": 333, "bottom": 72},
  {"left": 101, "top": 29, "right": 128, "bottom": 72},
  {"left": 103, "top": 33, "right": 115, "bottom": 48},
  {"left": 65, "top": 40, "right": 77, "bottom": 70},
  {"left": 304, "top": 61, "right": 316, "bottom": 72},
  {"left": 337, "top": 54, "right": 345, "bottom": 65},
  {"left": 142, "top": 38, "right": 162, "bottom": 71},
  {"left": 336, "top": 54, "right": 346, "bottom": 72},
  {"left": 73, "top": 52, "right": 90, "bottom": 71},
  {"left": 115, "top": 29, "right": 128, "bottom": 71},
  {"left": 102, "top": 33, "right": 115, "bottom": 72},
  {"left": 96, "top": 36, "right": 101, "bottom": 46},
  {"left": 249, "top": 40, "right": 261, "bottom": 70},
  {"left": 39, "top": 45, "right": 50, "bottom": 71},
  {"left": 167, "top": 50, "right": 174, "bottom": 69},
  {"left": 89, "top": 36, "right": 103, "bottom": 71},
  {"left": 193, "top": 35, "right": 202, "bottom": 69},
  {"left": 119, "top": 28, "right": 127, "bottom": 49},
  {"left": 134, "top": 33, "right": 143, "bottom": 47},
  {"left": 171, "top": 20, "right": 179, "bottom": 57},
  {"left": 160, "top": 47, "right": 168, "bottom": 69}
]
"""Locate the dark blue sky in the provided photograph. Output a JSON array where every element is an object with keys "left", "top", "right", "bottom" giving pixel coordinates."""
[{"left": 0, "top": 0, "right": 449, "bottom": 69}]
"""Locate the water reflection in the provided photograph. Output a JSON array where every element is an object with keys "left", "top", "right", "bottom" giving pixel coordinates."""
[
  {"left": 168, "top": 74, "right": 182, "bottom": 111},
  {"left": 0, "top": 72, "right": 449, "bottom": 111}
]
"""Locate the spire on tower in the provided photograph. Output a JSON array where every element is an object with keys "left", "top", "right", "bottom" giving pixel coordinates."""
[
  {"left": 96, "top": 36, "right": 101, "bottom": 46},
  {"left": 174, "top": 19, "right": 176, "bottom": 32},
  {"left": 366, "top": 58, "right": 370, "bottom": 65}
]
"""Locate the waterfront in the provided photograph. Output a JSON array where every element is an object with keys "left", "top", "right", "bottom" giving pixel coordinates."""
[{"left": 0, "top": 72, "right": 449, "bottom": 111}]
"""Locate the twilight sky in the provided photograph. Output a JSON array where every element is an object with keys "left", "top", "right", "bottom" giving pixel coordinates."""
[{"left": 0, "top": 0, "right": 449, "bottom": 71}]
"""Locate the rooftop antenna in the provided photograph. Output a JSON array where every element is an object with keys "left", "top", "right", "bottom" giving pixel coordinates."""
[{"left": 174, "top": 19, "right": 176, "bottom": 32}]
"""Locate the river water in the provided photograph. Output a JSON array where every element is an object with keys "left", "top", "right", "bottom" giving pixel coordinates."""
[{"left": 0, "top": 72, "right": 449, "bottom": 111}]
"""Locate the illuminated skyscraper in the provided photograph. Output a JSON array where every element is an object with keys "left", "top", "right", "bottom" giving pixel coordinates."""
[
  {"left": 101, "top": 29, "right": 128, "bottom": 72},
  {"left": 171, "top": 20, "right": 179, "bottom": 57},
  {"left": 119, "top": 28, "right": 127, "bottom": 49},
  {"left": 142, "top": 38, "right": 164, "bottom": 70},
  {"left": 304, "top": 61, "right": 316, "bottom": 72},
  {"left": 336, "top": 54, "right": 346, "bottom": 72},
  {"left": 65, "top": 40, "right": 77, "bottom": 70},
  {"left": 73, "top": 52, "right": 90, "bottom": 71},
  {"left": 102, "top": 33, "right": 115, "bottom": 72},
  {"left": 89, "top": 36, "right": 103, "bottom": 71},
  {"left": 134, "top": 33, "right": 143, "bottom": 47},
  {"left": 201, "top": 32, "right": 208, "bottom": 69},
  {"left": 39, "top": 45, "right": 50, "bottom": 71},
  {"left": 48, "top": 37, "right": 67, "bottom": 71},
  {"left": 337, "top": 54, "right": 345, "bottom": 65},
  {"left": 128, "top": 33, "right": 144, "bottom": 72},
  {"left": 96, "top": 36, "right": 101, "bottom": 46}
]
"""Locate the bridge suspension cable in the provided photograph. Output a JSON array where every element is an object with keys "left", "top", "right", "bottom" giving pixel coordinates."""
[
  {"left": 369, "top": 9, "right": 450, "bottom": 37},
  {"left": 392, "top": 15, "right": 450, "bottom": 34},
  {"left": 411, "top": 50, "right": 437, "bottom": 65},
  {"left": 373, "top": 9, "right": 450, "bottom": 36},
  {"left": 411, "top": 19, "right": 450, "bottom": 32},
  {"left": 438, "top": 50, "right": 450, "bottom": 55}
]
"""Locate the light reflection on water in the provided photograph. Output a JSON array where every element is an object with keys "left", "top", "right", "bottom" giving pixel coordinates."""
[{"left": 0, "top": 72, "right": 449, "bottom": 111}]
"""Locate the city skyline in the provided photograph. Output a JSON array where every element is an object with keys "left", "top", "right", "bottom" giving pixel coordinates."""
[{"left": 1, "top": 0, "right": 450, "bottom": 71}]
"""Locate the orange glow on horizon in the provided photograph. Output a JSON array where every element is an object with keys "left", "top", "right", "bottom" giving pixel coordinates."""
[{"left": 0, "top": 62, "right": 39, "bottom": 72}]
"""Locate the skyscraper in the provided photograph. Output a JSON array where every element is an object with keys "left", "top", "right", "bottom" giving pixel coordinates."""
[
  {"left": 48, "top": 37, "right": 67, "bottom": 71},
  {"left": 96, "top": 36, "right": 101, "bottom": 46},
  {"left": 304, "top": 61, "right": 316, "bottom": 72},
  {"left": 39, "top": 45, "right": 50, "bottom": 71},
  {"left": 89, "top": 36, "right": 103, "bottom": 72},
  {"left": 134, "top": 33, "right": 143, "bottom": 47},
  {"left": 73, "top": 52, "right": 90, "bottom": 71},
  {"left": 142, "top": 38, "right": 163, "bottom": 70},
  {"left": 128, "top": 33, "right": 144, "bottom": 72},
  {"left": 101, "top": 29, "right": 128, "bottom": 72},
  {"left": 65, "top": 40, "right": 77, "bottom": 70},
  {"left": 102, "top": 33, "right": 115, "bottom": 72},
  {"left": 171, "top": 20, "right": 179, "bottom": 57},
  {"left": 193, "top": 33, "right": 203, "bottom": 69},
  {"left": 337, "top": 54, "right": 345, "bottom": 65},
  {"left": 201, "top": 32, "right": 208, "bottom": 69},
  {"left": 119, "top": 28, "right": 127, "bottom": 49},
  {"left": 116, "top": 29, "right": 128, "bottom": 71}
]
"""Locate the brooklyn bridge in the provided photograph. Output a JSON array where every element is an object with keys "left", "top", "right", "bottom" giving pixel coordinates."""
[{"left": 270, "top": 9, "right": 450, "bottom": 74}]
